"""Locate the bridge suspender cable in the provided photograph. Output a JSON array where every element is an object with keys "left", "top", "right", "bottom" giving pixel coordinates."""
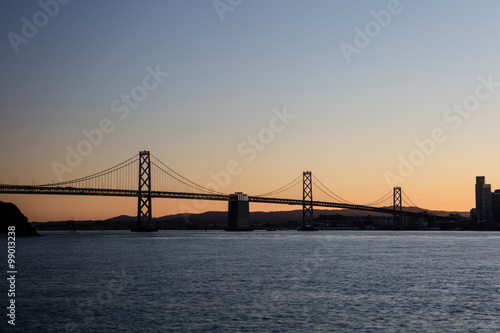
[{"left": 38, "top": 155, "right": 137, "bottom": 188}]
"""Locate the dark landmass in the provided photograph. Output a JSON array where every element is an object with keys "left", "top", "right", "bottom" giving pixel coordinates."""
[
  {"left": 0, "top": 201, "right": 39, "bottom": 236},
  {"left": 31, "top": 207, "right": 471, "bottom": 231}
]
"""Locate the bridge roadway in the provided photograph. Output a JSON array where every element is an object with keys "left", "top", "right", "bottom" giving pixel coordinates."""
[{"left": 0, "top": 184, "right": 446, "bottom": 220}]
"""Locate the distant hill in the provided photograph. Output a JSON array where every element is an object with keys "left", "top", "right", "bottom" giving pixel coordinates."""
[
  {"left": 31, "top": 206, "right": 469, "bottom": 231},
  {"left": 0, "top": 201, "right": 39, "bottom": 236},
  {"left": 325, "top": 206, "right": 469, "bottom": 218}
]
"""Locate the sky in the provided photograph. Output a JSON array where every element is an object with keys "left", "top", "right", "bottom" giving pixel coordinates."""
[{"left": 1, "top": 0, "right": 500, "bottom": 222}]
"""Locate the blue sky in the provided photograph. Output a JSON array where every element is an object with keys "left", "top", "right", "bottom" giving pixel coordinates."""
[{"left": 1, "top": 0, "right": 500, "bottom": 220}]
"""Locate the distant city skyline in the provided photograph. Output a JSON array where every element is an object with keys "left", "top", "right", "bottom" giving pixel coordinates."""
[
  {"left": 1, "top": 1, "right": 500, "bottom": 221},
  {"left": 474, "top": 176, "right": 500, "bottom": 225}
]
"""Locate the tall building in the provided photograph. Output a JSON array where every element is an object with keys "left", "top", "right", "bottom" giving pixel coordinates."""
[
  {"left": 475, "top": 176, "right": 494, "bottom": 222},
  {"left": 476, "top": 176, "right": 485, "bottom": 221},
  {"left": 493, "top": 190, "right": 500, "bottom": 224},
  {"left": 482, "top": 184, "right": 493, "bottom": 221},
  {"left": 475, "top": 176, "right": 485, "bottom": 220}
]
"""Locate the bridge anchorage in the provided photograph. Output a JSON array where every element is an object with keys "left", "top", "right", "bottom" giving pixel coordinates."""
[{"left": 225, "top": 192, "right": 252, "bottom": 231}]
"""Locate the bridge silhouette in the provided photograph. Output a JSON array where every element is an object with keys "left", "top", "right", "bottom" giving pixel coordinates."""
[{"left": 0, "top": 151, "right": 447, "bottom": 231}]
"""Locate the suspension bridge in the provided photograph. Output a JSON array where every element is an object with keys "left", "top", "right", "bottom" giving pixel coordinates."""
[{"left": 0, "top": 151, "right": 446, "bottom": 231}]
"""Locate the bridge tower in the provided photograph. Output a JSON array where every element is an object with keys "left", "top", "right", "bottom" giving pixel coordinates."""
[
  {"left": 393, "top": 186, "right": 402, "bottom": 229},
  {"left": 298, "top": 171, "right": 316, "bottom": 231},
  {"left": 132, "top": 151, "right": 157, "bottom": 232}
]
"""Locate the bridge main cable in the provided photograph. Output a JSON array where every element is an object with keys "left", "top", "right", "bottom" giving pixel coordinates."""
[
  {"left": 150, "top": 154, "right": 225, "bottom": 195},
  {"left": 254, "top": 174, "right": 302, "bottom": 198},
  {"left": 313, "top": 174, "right": 393, "bottom": 207},
  {"left": 401, "top": 190, "right": 421, "bottom": 213}
]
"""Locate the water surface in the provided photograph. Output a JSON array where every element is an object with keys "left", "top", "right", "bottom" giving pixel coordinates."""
[{"left": 5, "top": 230, "right": 500, "bottom": 332}]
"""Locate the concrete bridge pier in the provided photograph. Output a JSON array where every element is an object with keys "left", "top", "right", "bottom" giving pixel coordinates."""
[{"left": 225, "top": 192, "right": 253, "bottom": 231}]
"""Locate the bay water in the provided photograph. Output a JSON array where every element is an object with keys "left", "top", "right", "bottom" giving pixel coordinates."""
[{"left": 4, "top": 230, "right": 500, "bottom": 332}]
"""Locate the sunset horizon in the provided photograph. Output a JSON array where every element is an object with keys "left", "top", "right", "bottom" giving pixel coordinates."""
[{"left": 2, "top": 2, "right": 500, "bottom": 332}]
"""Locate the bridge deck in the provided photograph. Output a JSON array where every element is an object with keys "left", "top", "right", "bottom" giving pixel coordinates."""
[{"left": 0, "top": 184, "right": 451, "bottom": 220}]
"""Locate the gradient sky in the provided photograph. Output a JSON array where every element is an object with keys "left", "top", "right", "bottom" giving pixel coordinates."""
[{"left": 1, "top": 0, "right": 500, "bottom": 221}]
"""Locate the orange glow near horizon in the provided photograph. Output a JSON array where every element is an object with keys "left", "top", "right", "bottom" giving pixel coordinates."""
[{"left": 1, "top": 146, "right": 499, "bottom": 222}]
